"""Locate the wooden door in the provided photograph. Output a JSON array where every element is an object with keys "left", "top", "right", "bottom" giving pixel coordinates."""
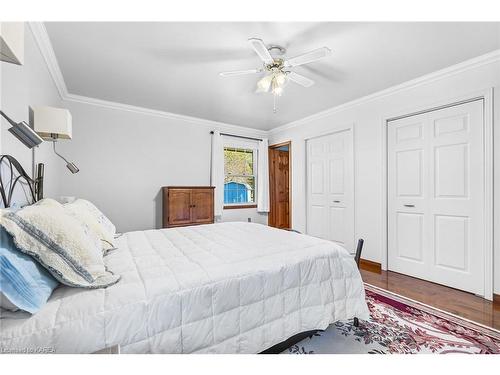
[
  {"left": 167, "top": 189, "right": 192, "bottom": 226},
  {"left": 269, "top": 145, "right": 290, "bottom": 229},
  {"left": 191, "top": 189, "right": 214, "bottom": 224},
  {"left": 306, "top": 129, "right": 354, "bottom": 251},
  {"left": 388, "top": 100, "right": 485, "bottom": 295}
]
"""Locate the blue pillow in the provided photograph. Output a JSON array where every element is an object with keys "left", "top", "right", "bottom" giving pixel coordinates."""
[{"left": 0, "top": 226, "right": 59, "bottom": 314}]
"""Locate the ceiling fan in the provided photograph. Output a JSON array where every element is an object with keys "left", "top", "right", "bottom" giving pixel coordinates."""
[{"left": 219, "top": 38, "right": 332, "bottom": 112}]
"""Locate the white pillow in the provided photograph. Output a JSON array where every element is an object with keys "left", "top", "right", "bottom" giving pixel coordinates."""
[
  {"left": 0, "top": 199, "right": 120, "bottom": 288},
  {"left": 64, "top": 201, "right": 117, "bottom": 254},
  {"left": 68, "top": 199, "right": 116, "bottom": 236},
  {"left": 34, "top": 198, "right": 64, "bottom": 208}
]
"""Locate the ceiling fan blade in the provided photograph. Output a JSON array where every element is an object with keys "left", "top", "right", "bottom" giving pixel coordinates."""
[
  {"left": 248, "top": 38, "right": 274, "bottom": 65},
  {"left": 219, "top": 69, "right": 261, "bottom": 77},
  {"left": 285, "top": 47, "right": 331, "bottom": 67},
  {"left": 287, "top": 71, "right": 315, "bottom": 87}
]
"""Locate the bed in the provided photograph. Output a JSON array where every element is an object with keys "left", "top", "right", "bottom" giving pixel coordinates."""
[{"left": 0, "top": 221, "right": 369, "bottom": 354}]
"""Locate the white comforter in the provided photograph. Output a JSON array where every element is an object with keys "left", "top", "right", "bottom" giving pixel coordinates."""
[{"left": 0, "top": 222, "right": 369, "bottom": 354}]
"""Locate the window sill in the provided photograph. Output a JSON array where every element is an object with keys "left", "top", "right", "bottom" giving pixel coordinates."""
[{"left": 224, "top": 204, "right": 257, "bottom": 210}]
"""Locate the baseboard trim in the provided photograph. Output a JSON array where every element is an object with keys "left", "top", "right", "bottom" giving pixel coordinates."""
[{"left": 359, "top": 258, "right": 382, "bottom": 274}]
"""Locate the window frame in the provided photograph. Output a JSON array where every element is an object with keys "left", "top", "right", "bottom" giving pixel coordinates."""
[{"left": 222, "top": 142, "right": 258, "bottom": 209}]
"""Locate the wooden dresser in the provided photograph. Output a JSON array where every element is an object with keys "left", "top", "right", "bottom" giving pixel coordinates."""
[{"left": 162, "top": 186, "right": 215, "bottom": 228}]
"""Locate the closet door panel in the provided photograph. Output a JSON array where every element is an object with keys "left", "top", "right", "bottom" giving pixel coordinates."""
[
  {"left": 306, "top": 129, "right": 354, "bottom": 252},
  {"left": 387, "top": 100, "right": 484, "bottom": 295}
]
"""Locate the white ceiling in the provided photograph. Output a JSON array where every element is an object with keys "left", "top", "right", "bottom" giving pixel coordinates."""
[{"left": 45, "top": 22, "right": 500, "bottom": 130}]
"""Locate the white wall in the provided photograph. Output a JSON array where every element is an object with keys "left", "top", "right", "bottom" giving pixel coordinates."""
[
  {"left": 0, "top": 23, "right": 64, "bottom": 204},
  {"left": 221, "top": 207, "right": 266, "bottom": 224},
  {"left": 269, "top": 57, "right": 500, "bottom": 293},
  {"left": 57, "top": 100, "right": 268, "bottom": 232}
]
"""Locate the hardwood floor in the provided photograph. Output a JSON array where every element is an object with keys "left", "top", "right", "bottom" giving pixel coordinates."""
[{"left": 360, "top": 268, "right": 500, "bottom": 330}]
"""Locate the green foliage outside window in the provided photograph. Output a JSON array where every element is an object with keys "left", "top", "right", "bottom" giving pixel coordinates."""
[{"left": 224, "top": 148, "right": 256, "bottom": 203}]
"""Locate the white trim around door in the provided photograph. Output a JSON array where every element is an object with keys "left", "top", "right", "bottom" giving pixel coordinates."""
[{"left": 380, "top": 88, "right": 494, "bottom": 300}]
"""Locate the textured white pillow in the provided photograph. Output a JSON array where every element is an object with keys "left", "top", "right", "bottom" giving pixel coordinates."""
[
  {"left": 34, "top": 198, "right": 63, "bottom": 208},
  {"left": 0, "top": 199, "right": 120, "bottom": 288},
  {"left": 69, "top": 199, "right": 116, "bottom": 236},
  {"left": 64, "top": 202, "right": 117, "bottom": 254}
]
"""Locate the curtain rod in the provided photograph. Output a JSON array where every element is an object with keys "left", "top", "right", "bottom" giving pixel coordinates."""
[{"left": 210, "top": 131, "right": 262, "bottom": 142}]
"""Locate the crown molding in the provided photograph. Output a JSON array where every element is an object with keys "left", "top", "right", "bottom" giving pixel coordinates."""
[
  {"left": 28, "top": 22, "right": 68, "bottom": 99},
  {"left": 64, "top": 93, "right": 269, "bottom": 137},
  {"left": 270, "top": 49, "right": 500, "bottom": 135}
]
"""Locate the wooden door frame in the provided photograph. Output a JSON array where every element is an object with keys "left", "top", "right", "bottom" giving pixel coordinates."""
[
  {"left": 269, "top": 141, "right": 292, "bottom": 229},
  {"left": 380, "top": 88, "right": 494, "bottom": 300}
]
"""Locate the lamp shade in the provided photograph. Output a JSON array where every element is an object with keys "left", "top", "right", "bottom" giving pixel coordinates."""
[
  {"left": 33, "top": 106, "right": 72, "bottom": 140},
  {"left": 0, "top": 22, "right": 24, "bottom": 65}
]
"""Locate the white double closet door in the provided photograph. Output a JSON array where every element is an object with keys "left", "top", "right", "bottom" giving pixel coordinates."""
[
  {"left": 387, "top": 100, "right": 485, "bottom": 295},
  {"left": 306, "top": 129, "right": 354, "bottom": 252}
]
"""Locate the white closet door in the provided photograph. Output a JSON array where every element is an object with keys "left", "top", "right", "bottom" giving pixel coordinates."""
[
  {"left": 307, "top": 129, "right": 354, "bottom": 252},
  {"left": 387, "top": 100, "right": 484, "bottom": 295}
]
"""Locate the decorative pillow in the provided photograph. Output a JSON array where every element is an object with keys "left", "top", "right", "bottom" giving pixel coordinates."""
[
  {"left": 0, "top": 200, "right": 120, "bottom": 288},
  {"left": 0, "top": 226, "right": 59, "bottom": 313},
  {"left": 67, "top": 199, "right": 116, "bottom": 234},
  {"left": 64, "top": 201, "right": 117, "bottom": 254},
  {"left": 34, "top": 197, "right": 64, "bottom": 208}
]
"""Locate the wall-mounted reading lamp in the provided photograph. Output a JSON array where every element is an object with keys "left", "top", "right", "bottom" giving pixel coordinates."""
[
  {"left": 0, "top": 110, "right": 45, "bottom": 201},
  {"left": 0, "top": 110, "right": 43, "bottom": 148},
  {"left": 32, "top": 106, "right": 79, "bottom": 174}
]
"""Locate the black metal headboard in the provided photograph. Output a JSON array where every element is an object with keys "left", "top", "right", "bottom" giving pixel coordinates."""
[{"left": 0, "top": 154, "right": 44, "bottom": 208}]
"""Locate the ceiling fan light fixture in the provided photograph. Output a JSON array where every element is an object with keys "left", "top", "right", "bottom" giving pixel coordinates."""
[
  {"left": 256, "top": 71, "right": 288, "bottom": 95},
  {"left": 256, "top": 74, "right": 273, "bottom": 93},
  {"left": 221, "top": 37, "right": 331, "bottom": 112},
  {"left": 274, "top": 71, "right": 287, "bottom": 86}
]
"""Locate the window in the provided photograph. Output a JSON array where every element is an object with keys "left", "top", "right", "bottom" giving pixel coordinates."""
[{"left": 224, "top": 147, "right": 256, "bottom": 206}]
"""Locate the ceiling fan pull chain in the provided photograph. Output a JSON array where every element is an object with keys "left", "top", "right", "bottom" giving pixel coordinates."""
[{"left": 273, "top": 93, "right": 278, "bottom": 113}]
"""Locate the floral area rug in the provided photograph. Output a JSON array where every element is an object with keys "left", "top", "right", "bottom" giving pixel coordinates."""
[{"left": 284, "top": 284, "right": 500, "bottom": 354}]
